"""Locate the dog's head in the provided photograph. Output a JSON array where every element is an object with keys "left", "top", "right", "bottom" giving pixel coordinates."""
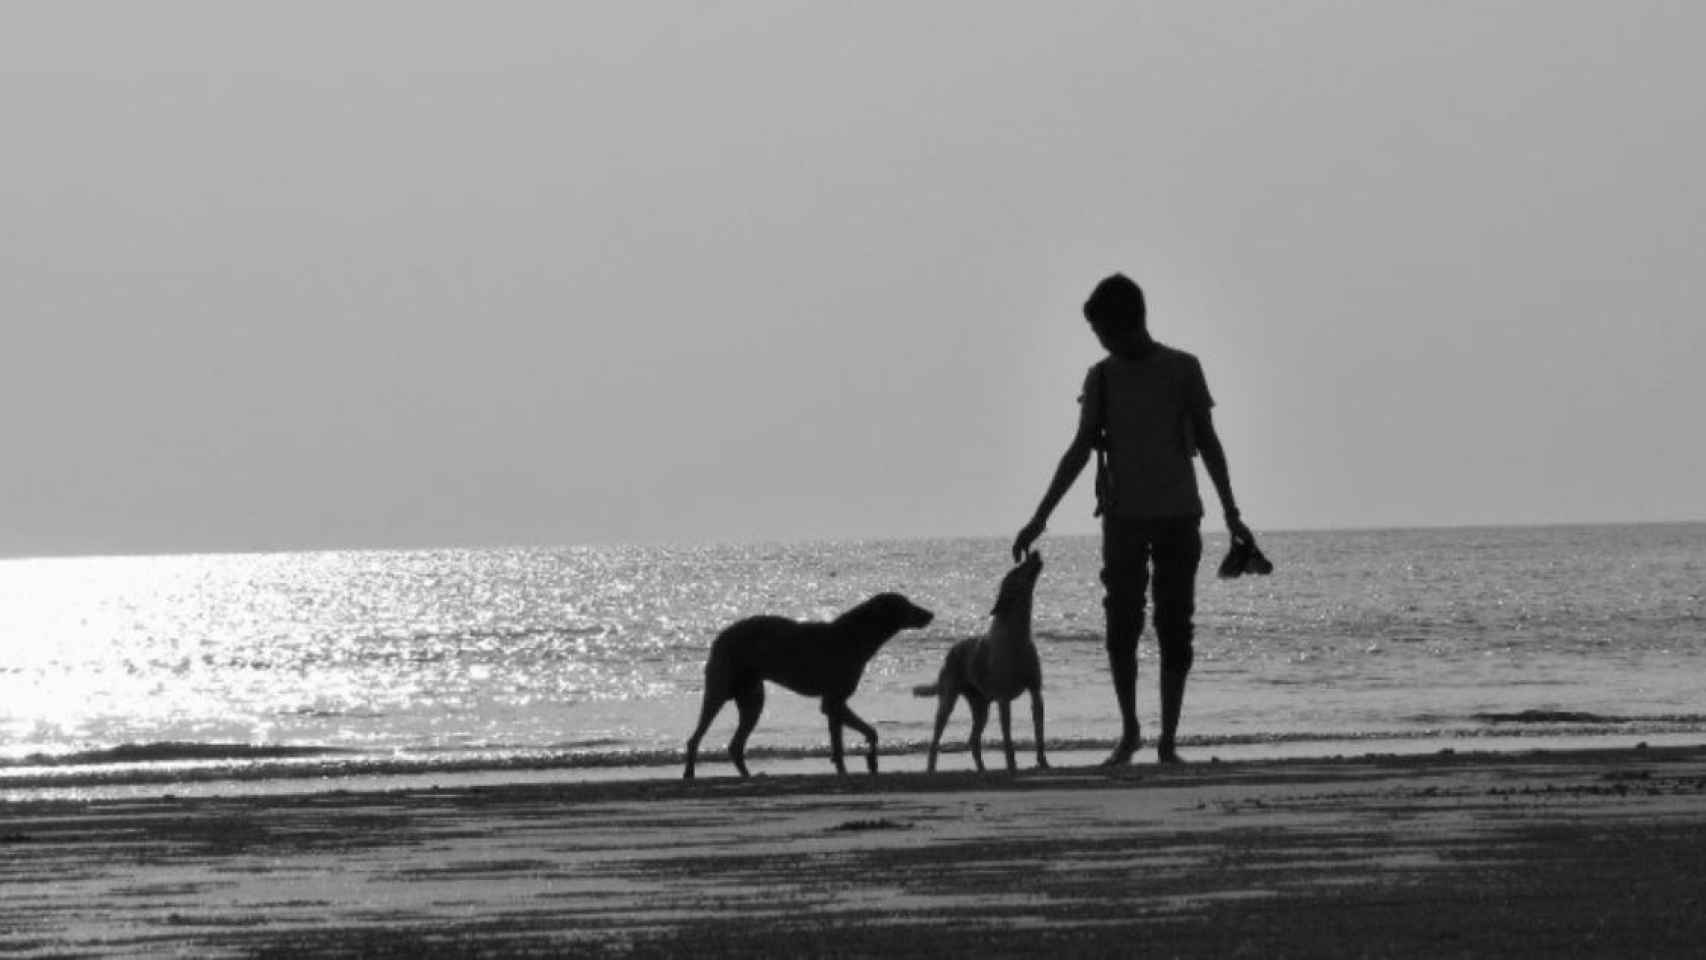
[
  {"left": 853, "top": 592, "right": 936, "bottom": 632},
  {"left": 990, "top": 549, "right": 1044, "bottom": 618}
]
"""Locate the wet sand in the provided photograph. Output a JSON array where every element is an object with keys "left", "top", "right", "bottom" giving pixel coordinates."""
[{"left": 4, "top": 744, "right": 1705, "bottom": 957}]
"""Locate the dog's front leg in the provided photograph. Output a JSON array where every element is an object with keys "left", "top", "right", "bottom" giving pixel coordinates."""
[
  {"left": 997, "top": 699, "right": 1017, "bottom": 773},
  {"left": 829, "top": 701, "right": 880, "bottom": 774},
  {"left": 822, "top": 700, "right": 848, "bottom": 774},
  {"left": 967, "top": 698, "right": 989, "bottom": 773},
  {"left": 1029, "top": 686, "right": 1049, "bottom": 769},
  {"left": 847, "top": 707, "right": 880, "bottom": 774}
]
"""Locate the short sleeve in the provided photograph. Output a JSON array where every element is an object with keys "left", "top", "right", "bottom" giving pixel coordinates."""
[
  {"left": 1077, "top": 363, "right": 1105, "bottom": 430},
  {"left": 1185, "top": 355, "right": 1214, "bottom": 412},
  {"left": 1077, "top": 365, "right": 1100, "bottom": 407}
]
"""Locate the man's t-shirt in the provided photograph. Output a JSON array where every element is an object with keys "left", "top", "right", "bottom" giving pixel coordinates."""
[{"left": 1080, "top": 344, "right": 1214, "bottom": 520}]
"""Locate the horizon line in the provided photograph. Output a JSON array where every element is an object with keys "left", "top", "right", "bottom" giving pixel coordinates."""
[{"left": 4, "top": 516, "right": 1703, "bottom": 564}]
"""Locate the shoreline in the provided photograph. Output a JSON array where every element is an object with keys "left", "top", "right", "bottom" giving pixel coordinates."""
[
  {"left": 5, "top": 743, "right": 1705, "bottom": 957},
  {"left": 5, "top": 729, "right": 1701, "bottom": 802}
]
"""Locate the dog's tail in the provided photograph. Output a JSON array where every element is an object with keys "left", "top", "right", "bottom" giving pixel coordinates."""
[{"left": 911, "top": 682, "right": 939, "bottom": 698}]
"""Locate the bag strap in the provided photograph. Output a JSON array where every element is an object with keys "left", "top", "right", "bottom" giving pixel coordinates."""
[{"left": 1092, "top": 361, "right": 1111, "bottom": 517}]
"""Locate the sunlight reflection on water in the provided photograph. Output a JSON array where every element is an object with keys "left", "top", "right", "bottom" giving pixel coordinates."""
[{"left": 2, "top": 524, "right": 1703, "bottom": 775}]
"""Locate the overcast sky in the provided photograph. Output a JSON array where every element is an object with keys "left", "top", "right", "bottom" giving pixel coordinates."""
[{"left": 4, "top": 1, "right": 1703, "bottom": 557}]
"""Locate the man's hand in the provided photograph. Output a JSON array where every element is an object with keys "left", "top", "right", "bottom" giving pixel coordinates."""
[
  {"left": 1012, "top": 517, "right": 1046, "bottom": 563},
  {"left": 1226, "top": 511, "right": 1254, "bottom": 545}
]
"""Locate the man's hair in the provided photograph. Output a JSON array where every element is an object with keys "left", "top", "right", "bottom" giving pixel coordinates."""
[{"left": 1083, "top": 273, "right": 1146, "bottom": 332}]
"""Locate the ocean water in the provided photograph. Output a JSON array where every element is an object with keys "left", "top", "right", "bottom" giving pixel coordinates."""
[{"left": 2, "top": 523, "right": 1703, "bottom": 798}]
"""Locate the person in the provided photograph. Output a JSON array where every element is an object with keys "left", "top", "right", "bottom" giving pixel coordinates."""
[{"left": 1012, "top": 273, "right": 1252, "bottom": 765}]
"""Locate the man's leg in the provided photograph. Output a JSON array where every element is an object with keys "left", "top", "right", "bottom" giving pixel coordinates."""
[
  {"left": 1100, "top": 517, "right": 1150, "bottom": 766},
  {"left": 1151, "top": 517, "right": 1203, "bottom": 763}
]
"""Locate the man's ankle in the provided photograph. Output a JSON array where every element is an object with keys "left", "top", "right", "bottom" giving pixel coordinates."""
[{"left": 1100, "top": 728, "right": 1142, "bottom": 766}]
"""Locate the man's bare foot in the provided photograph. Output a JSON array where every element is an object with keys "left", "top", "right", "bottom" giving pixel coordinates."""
[
  {"left": 1157, "top": 743, "right": 1184, "bottom": 764},
  {"left": 1100, "top": 732, "right": 1141, "bottom": 767}
]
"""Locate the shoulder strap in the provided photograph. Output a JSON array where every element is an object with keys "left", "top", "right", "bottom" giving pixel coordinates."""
[{"left": 1092, "top": 361, "right": 1111, "bottom": 517}]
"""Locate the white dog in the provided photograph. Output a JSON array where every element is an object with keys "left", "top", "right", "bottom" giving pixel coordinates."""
[{"left": 912, "top": 551, "right": 1047, "bottom": 772}]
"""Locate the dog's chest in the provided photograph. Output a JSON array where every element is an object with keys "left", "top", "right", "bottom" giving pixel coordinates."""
[{"left": 968, "top": 635, "right": 1040, "bottom": 699}]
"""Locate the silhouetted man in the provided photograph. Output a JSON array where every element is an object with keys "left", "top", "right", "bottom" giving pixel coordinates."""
[{"left": 1013, "top": 274, "right": 1252, "bottom": 764}]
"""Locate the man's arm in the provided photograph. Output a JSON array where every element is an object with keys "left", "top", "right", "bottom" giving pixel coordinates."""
[
  {"left": 1012, "top": 404, "right": 1099, "bottom": 561},
  {"left": 1190, "top": 406, "right": 1253, "bottom": 542}
]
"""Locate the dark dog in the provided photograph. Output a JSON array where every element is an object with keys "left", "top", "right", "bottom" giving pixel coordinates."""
[
  {"left": 913, "top": 550, "right": 1047, "bottom": 773},
  {"left": 683, "top": 592, "right": 934, "bottom": 779}
]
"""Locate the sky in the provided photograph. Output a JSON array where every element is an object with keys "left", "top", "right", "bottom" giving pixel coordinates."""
[{"left": 4, "top": 1, "right": 1703, "bottom": 557}]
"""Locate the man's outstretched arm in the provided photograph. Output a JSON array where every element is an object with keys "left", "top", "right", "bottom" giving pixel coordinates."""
[{"left": 1013, "top": 422, "right": 1097, "bottom": 561}]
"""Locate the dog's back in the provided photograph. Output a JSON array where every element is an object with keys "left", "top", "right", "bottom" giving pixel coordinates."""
[
  {"left": 911, "top": 636, "right": 979, "bottom": 699},
  {"left": 708, "top": 616, "right": 865, "bottom": 699}
]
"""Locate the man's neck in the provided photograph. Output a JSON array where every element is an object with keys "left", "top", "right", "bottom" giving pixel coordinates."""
[{"left": 1111, "top": 334, "right": 1157, "bottom": 361}]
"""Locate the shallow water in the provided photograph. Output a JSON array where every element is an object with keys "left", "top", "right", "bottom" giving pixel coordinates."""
[{"left": 3, "top": 523, "right": 1703, "bottom": 796}]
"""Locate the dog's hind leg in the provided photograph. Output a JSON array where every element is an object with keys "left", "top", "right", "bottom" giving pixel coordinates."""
[
  {"left": 1028, "top": 685, "right": 1049, "bottom": 769},
  {"left": 966, "top": 696, "right": 990, "bottom": 773},
  {"left": 726, "top": 678, "right": 765, "bottom": 778},
  {"left": 683, "top": 690, "right": 727, "bottom": 780},
  {"left": 997, "top": 699, "right": 1017, "bottom": 772}
]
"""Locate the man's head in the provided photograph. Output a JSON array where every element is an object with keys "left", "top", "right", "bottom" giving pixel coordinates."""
[{"left": 1083, "top": 273, "right": 1147, "bottom": 337}]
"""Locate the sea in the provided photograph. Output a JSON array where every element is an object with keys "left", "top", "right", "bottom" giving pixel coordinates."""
[{"left": 3, "top": 523, "right": 1703, "bottom": 800}]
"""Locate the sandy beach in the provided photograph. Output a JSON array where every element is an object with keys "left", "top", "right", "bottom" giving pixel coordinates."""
[{"left": 3, "top": 744, "right": 1704, "bottom": 957}]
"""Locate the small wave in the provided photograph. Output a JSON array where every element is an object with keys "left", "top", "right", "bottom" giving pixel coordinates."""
[
  {"left": 0, "top": 746, "right": 684, "bottom": 791},
  {"left": 281, "top": 708, "right": 388, "bottom": 720},
  {"left": 546, "top": 737, "right": 630, "bottom": 750},
  {"left": 1471, "top": 710, "right": 1706, "bottom": 726},
  {"left": 4, "top": 741, "right": 351, "bottom": 768},
  {"left": 1474, "top": 709, "right": 1620, "bottom": 724},
  {"left": 1034, "top": 630, "right": 1104, "bottom": 645}
]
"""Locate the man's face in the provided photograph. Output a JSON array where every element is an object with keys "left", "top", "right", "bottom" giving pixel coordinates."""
[{"left": 1087, "top": 315, "right": 1128, "bottom": 353}]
